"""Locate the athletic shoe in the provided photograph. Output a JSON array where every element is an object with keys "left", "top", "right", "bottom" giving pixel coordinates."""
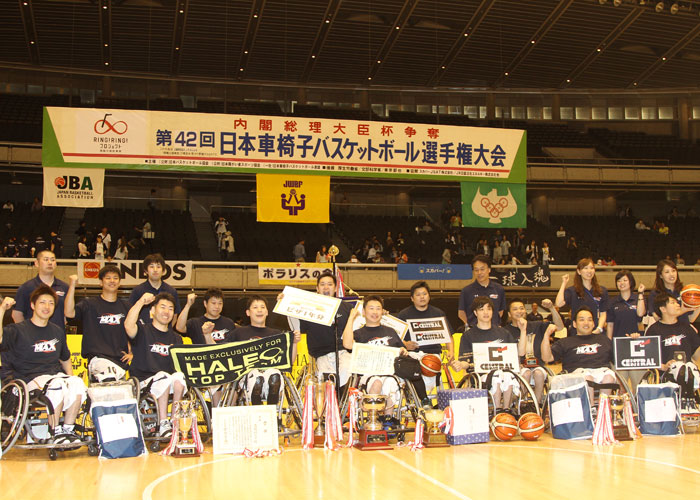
[
  {"left": 159, "top": 420, "right": 173, "bottom": 438},
  {"left": 53, "top": 432, "right": 82, "bottom": 447}
]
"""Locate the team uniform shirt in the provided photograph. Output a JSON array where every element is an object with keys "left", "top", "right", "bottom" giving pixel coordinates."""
[
  {"left": 648, "top": 288, "right": 693, "bottom": 324},
  {"left": 607, "top": 293, "right": 643, "bottom": 338},
  {"left": 185, "top": 315, "right": 236, "bottom": 344},
  {"left": 563, "top": 286, "right": 609, "bottom": 327},
  {"left": 396, "top": 304, "right": 453, "bottom": 355},
  {"left": 353, "top": 325, "right": 404, "bottom": 349},
  {"left": 129, "top": 323, "right": 183, "bottom": 379},
  {"left": 458, "top": 280, "right": 506, "bottom": 328},
  {"left": 225, "top": 325, "right": 282, "bottom": 342},
  {"left": 300, "top": 300, "right": 353, "bottom": 358},
  {"left": 458, "top": 326, "right": 516, "bottom": 362},
  {"left": 646, "top": 321, "right": 700, "bottom": 364},
  {"left": 526, "top": 311, "right": 543, "bottom": 322},
  {"left": 129, "top": 280, "right": 181, "bottom": 324},
  {"left": 0, "top": 320, "right": 70, "bottom": 383},
  {"left": 549, "top": 334, "right": 613, "bottom": 373},
  {"left": 505, "top": 321, "right": 547, "bottom": 366},
  {"left": 14, "top": 275, "right": 70, "bottom": 327},
  {"left": 74, "top": 296, "right": 131, "bottom": 369}
]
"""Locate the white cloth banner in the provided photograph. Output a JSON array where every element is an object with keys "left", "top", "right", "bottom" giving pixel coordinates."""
[{"left": 43, "top": 166, "right": 104, "bottom": 207}]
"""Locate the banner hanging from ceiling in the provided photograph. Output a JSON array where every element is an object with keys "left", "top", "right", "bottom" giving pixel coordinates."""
[
  {"left": 42, "top": 107, "right": 526, "bottom": 182},
  {"left": 42, "top": 166, "right": 105, "bottom": 208}
]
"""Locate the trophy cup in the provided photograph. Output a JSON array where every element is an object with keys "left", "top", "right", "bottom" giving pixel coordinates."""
[
  {"left": 422, "top": 408, "right": 448, "bottom": 447},
  {"left": 173, "top": 400, "right": 200, "bottom": 457},
  {"left": 355, "top": 394, "right": 391, "bottom": 450},
  {"left": 309, "top": 359, "right": 326, "bottom": 447},
  {"left": 609, "top": 394, "right": 633, "bottom": 441},
  {"left": 328, "top": 245, "right": 339, "bottom": 263}
]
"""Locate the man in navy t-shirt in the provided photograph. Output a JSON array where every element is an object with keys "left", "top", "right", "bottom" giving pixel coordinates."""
[
  {"left": 457, "top": 255, "right": 506, "bottom": 329},
  {"left": 128, "top": 253, "right": 181, "bottom": 326},
  {"left": 13, "top": 249, "right": 69, "bottom": 328}
]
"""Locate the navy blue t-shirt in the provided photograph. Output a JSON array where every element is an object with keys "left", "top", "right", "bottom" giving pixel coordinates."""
[
  {"left": 396, "top": 304, "right": 453, "bottom": 355},
  {"left": 185, "top": 315, "right": 236, "bottom": 344},
  {"left": 505, "top": 320, "right": 548, "bottom": 365},
  {"left": 458, "top": 280, "right": 506, "bottom": 328},
  {"left": 129, "top": 280, "right": 181, "bottom": 324},
  {"left": 15, "top": 275, "right": 69, "bottom": 327},
  {"left": 0, "top": 320, "right": 70, "bottom": 382},
  {"left": 129, "top": 323, "right": 183, "bottom": 379},
  {"left": 563, "top": 285, "right": 609, "bottom": 323},
  {"left": 607, "top": 293, "right": 643, "bottom": 338},
  {"left": 648, "top": 288, "right": 693, "bottom": 325},
  {"left": 74, "top": 296, "right": 131, "bottom": 369}
]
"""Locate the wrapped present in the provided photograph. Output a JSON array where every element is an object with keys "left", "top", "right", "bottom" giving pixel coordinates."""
[{"left": 437, "top": 388, "right": 489, "bottom": 445}]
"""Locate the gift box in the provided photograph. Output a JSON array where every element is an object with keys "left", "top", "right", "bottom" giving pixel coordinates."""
[{"left": 437, "top": 388, "right": 490, "bottom": 445}]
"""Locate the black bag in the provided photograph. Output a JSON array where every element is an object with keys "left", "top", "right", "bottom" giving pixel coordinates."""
[{"left": 394, "top": 356, "right": 421, "bottom": 381}]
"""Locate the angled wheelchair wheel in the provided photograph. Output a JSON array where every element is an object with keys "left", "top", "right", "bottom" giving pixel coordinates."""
[
  {"left": 456, "top": 372, "right": 482, "bottom": 389},
  {"left": 189, "top": 387, "right": 212, "bottom": 444},
  {"left": 282, "top": 373, "right": 304, "bottom": 430},
  {"left": 612, "top": 368, "right": 639, "bottom": 416},
  {"left": 510, "top": 371, "right": 541, "bottom": 417},
  {"left": 1, "top": 379, "right": 30, "bottom": 455}
]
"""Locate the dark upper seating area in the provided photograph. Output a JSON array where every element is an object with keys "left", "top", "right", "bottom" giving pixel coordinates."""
[
  {"left": 83, "top": 208, "right": 200, "bottom": 260},
  {"left": 0, "top": 202, "right": 65, "bottom": 255},
  {"left": 588, "top": 128, "right": 700, "bottom": 165}
]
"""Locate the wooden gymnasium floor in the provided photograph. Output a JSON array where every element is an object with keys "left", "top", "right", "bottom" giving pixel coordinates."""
[{"left": 2, "top": 430, "right": 699, "bottom": 500}]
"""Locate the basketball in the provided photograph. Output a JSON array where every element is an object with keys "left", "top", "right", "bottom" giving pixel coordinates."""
[
  {"left": 680, "top": 284, "right": 700, "bottom": 308},
  {"left": 490, "top": 413, "right": 518, "bottom": 441},
  {"left": 419, "top": 354, "right": 442, "bottom": 377},
  {"left": 518, "top": 413, "right": 545, "bottom": 441}
]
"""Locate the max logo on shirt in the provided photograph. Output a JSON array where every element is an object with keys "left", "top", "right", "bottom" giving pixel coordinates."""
[
  {"left": 150, "top": 343, "right": 171, "bottom": 356},
  {"left": 368, "top": 336, "right": 393, "bottom": 346},
  {"left": 575, "top": 343, "right": 601, "bottom": 355},
  {"left": 211, "top": 329, "right": 229, "bottom": 342},
  {"left": 663, "top": 334, "right": 686, "bottom": 347},
  {"left": 99, "top": 313, "right": 125, "bottom": 325},
  {"left": 34, "top": 339, "right": 60, "bottom": 353}
]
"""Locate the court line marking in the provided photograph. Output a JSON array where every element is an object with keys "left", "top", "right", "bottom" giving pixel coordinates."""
[
  {"left": 142, "top": 449, "right": 303, "bottom": 500},
  {"left": 478, "top": 443, "right": 700, "bottom": 475},
  {"left": 378, "top": 450, "right": 473, "bottom": 500}
]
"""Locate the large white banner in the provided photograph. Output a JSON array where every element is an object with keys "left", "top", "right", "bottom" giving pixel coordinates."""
[
  {"left": 43, "top": 166, "right": 104, "bottom": 207},
  {"left": 43, "top": 107, "right": 527, "bottom": 182},
  {"left": 76, "top": 259, "right": 192, "bottom": 286}
]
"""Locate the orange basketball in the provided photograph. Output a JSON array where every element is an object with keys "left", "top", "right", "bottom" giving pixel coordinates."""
[
  {"left": 518, "top": 412, "right": 545, "bottom": 441},
  {"left": 680, "top": 284, "right": 700, "bottom": 308},
  {"left": 419, "top": 354, "right": 442, "bottom": 377},
  {"left": 490, "top": 413, "right": 518, "bottom": 441}
]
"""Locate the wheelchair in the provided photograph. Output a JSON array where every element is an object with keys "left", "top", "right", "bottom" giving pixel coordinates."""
[
  {"left": 455, "top": 364, "right": 543, "bottom": 419},
  {"left": 217, "top": 369, "right": 304, "bottom": 440},
  {"left": 1, "top": 377, "right": 97, "bottom": 460},
  {"left": 135, "top": 376, "right": 213, "bottom": 452}
]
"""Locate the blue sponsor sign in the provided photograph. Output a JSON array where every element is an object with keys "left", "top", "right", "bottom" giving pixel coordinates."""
[{"left": 397, "top": 264, "right": 472, "bottom": 281}]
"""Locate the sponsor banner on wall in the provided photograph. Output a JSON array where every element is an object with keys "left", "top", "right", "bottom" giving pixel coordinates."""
[
  {"left": 42, "top": 107, "right": 526, "bottom": 182},
  {"left": 258, "top": 262, "right": 331, "bottom": 285},
  {"left": 397, "top": 263, "right": 472, "bottom": 281},
  {"left": 256, "top": 173, "right": 329, "bottom": 223},
  {"left": 76, "top": 260, "right": 192, "bottom": 286},
  {"left": 43, "top": 166, "right": 104, "bottom": 207},
  {"left": 461, "top": 182, "right": 526, "bottom": 228}
]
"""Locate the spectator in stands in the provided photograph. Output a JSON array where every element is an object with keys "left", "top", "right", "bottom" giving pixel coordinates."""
[
  {"left": 668, "top": 206, "right": 680, "bottom": 219},
  {"left": 2, "top": 200, "right": 13, "bottom": 212},
  {"left": 525, "top": 240, "right": 539, "bottom": 264},
  {"left": 94, "top": 235, "right": 105, "bottom": 260},
  {"left": 398, "top": 248, "right": 408, "bottom": 264},
  {"left": 31, "top": 234, "right": 48, "bottom": 258},
  {"left": 442, "top": 247, "right": 452, "bottom": 264},
  {"left": 4, "top": 236, "right": 18, "bottom": 258},
  {"left": 18, "top": 237, "right": 31, "bottom": 258},
  {"left": 30, "top": 196, "right": 43, "bottom": 213},
  {"left": 500, "top": 234, "right": 511, "bottom": 259},
  {"left": 50, "top": 230, "right": 63, "bottom": 258},
  {"left": 556, "top": 226, "right": 566, "bottom": 238},
  {"left": 675, "top": 253, "right": 685, "bottom": 266},
  {"left": 566, "top": 236, "right": 578, "bottom": 264},
  {"left": 450, "top": 213, "right": 462, "bottom": 228},
  {"left": 77, "top": 236, "right": 89, "bottom": 258},
  {"left": 99, "top": 227, "right": 112, "bottom": 256},
  {"left": 293, "top": 238, "right": 306, "bottom": 262},
  {"left": 541, "top": 241, "right": 552, "bottom": 266},
  {"left": 526, "top": 302, "right": 544, "bottom": 322},
  {"left": 635, "top": 219, "right": 650, "bottom": 230},
  {"left": 221, "top": 231, "right": 235, "bottom": 261},
  {"left": 214, "top": 217, "right": 228, "bottom": 247},
  {"left": 113, "top": 238, "right": 128, "bottom": 260},
  {"left": 75, "top": 220, "right": 87, "bottom": 238},
  {"left": 396, "top": 232, "right": 405, "bottom": 247},
  {"left": 367, "top": 243, "right": 378, "bottom": 262},
  {"left": 421, "top": 221, "right": 432, "bottom": 233},
  {"left": 492, "top": 240, "right": 502, "bottom": 263},
  {"left": 348, "top": 254, "right": 359, "bottom": 263},
  {"left": 315, "top": 245, "right": 329, "bottom": 263},
  {"left": 147, "top": 188, "right": 157, "bottom": 211},
  {"left": 658, "top": 222, "right": 669, "bottom": 235},
  {"left": 385, "top": 231, "right": 393, "bottom": 249}
]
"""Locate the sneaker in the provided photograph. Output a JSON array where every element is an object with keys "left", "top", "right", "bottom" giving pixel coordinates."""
[
  {"left": 158, "top": 419, "right": 172, "bottom": 438},
  {"left": 681, "top": 399, "right": 700, "bottom": 417},
  {"left": 53, "top": 432, "right": 81, "bottom": 445}
]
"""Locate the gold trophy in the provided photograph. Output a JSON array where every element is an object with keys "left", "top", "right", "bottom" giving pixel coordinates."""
[
  {"left": 609, "top": 394, "right": 633, "bottom": 441},
  {"left": 309, "top": 358, "right": 326, "bottom": 447},
  {"left": 422, "top": 408, "right": 448, "bottom": 447},
  {"left": 328, "top": 245, "right": 339, "bottom": 262},
  {"left": 355, "top": 394, "right": 391, "bottom": 450},
  {"left": 173, "top": 400, "right": 199, "bottom": 457}
]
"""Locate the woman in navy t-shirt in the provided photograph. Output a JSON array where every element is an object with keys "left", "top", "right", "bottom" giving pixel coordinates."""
[
  {"left": 647, "top": 259, "right": 700, "bottom": 325},
  {"left": 556, "top": 258, "right": 609, "bottom": 335}
]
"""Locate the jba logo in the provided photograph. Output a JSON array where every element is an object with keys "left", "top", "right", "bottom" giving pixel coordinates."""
[{"left": 55, "top": 176, "right": 93, "bottom": 190}]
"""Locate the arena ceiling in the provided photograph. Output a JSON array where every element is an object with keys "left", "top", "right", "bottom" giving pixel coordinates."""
[{"left": 1, "top": 0, "right": 700, "bottom": 92}]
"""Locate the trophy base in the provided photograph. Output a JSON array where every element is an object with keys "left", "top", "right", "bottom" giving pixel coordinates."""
[
  {"left": 423, "top": 431, "right": 449, "bottom": 448},
  {"left": 173, "top": 444, "right": 200, "bottom": 458},
  {"left": 355, "top": 429, "right": 392, "bottom": 451},
  {"left": 612, "top": 425, "right": 634, "bottom": 441},
  {"left": 314, "top": 433, "right": 326, "bottom": 448}
]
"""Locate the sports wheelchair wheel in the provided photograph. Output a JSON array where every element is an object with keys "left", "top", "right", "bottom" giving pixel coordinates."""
[
  {"left": 281, "top": 373, "right": 303, "bottom": 430},
  {"left": 1, "top": 379, "right": 30, "bottom": 455},
  {"left": 189, "top": 387, "right": 212, "bottom": 443}
]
